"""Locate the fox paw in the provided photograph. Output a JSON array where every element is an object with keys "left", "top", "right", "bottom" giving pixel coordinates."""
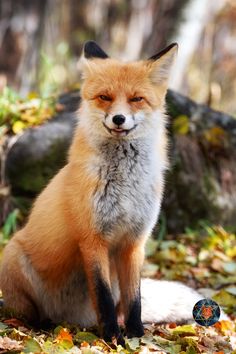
[
  {"left": 103, "top": 325, "right": 125, "bottom": 347},
  {"left": 126, "top": 322, "right": 144, "bottom": 338}
]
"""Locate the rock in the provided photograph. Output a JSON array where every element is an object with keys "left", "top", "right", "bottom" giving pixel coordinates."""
[
  {"left": 163, "top": 90, "right": 236, "bottom": 232},
  {"left": 5, "top": 112, "right": 77, "bottom": 195},
  {"left": 4, "top": 90, "right": 236, "bottom": 232}
]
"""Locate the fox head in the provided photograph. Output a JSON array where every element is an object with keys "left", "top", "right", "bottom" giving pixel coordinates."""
[{"left": 79, "top": 41, "right": 177, "bottom": 141}]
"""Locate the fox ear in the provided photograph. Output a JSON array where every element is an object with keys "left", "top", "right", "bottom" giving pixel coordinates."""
[
  {"left": 147, "top": 43, "right": 178, "bottom": 84},
  {"left": 79, "top": 41, "right": 109, "bottom": 78},
  {"left": 83, "top": 41, "right": 109, "bottom": 59}
]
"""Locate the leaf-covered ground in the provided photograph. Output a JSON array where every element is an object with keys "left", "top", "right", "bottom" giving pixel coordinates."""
[{"left": 0, "top": 225, "right": 235, "bottom": 353}]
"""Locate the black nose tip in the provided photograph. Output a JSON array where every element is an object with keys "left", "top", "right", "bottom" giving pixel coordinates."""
[{"left": 112, "top": 114, "right": 126, "bottom": 126}]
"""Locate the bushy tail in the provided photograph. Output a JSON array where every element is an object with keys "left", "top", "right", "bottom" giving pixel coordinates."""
[{"left": 141, "top": 279, "right": 228, "bottom": 323}]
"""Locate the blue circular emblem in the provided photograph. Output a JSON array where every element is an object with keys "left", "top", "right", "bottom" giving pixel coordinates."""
[{"left": 192, "top": 298, "right": 221, "bottom": 326}]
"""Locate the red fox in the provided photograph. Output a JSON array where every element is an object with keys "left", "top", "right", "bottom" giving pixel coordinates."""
[{"left": 0, "top": 41, "right": 226, "bottom": 344}]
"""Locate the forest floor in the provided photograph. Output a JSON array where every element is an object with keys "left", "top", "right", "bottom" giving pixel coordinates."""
[{"left": 0, "top": 224, "right": 235, "bottom": 353}]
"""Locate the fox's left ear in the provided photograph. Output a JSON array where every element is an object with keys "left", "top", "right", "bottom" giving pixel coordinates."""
[
  {"left": 79, "top": 41, "right": 109, "bottom": 78},
  {"left": 83, "top": 41, "right": 109, "bottom": 59},
  {"left": 146, "top": 43, "right": 178, "bottom": 84}
]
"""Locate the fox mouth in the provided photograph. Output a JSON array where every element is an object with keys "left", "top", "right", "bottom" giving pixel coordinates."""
[{"left": 103, "top": 123, "right": 137, "bottom": 137}]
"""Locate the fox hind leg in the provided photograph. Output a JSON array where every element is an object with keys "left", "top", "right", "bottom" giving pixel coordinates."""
[
  {"left": 0, "top": 241, "right": 41, "bottom": 325},
  {"left": 1, "top": 275, "right": 40, "bottom": 324}
]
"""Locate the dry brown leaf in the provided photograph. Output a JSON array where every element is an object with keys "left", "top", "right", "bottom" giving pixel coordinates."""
[{"left": 0, "top": 336, "right": 23, "bottom": 351}]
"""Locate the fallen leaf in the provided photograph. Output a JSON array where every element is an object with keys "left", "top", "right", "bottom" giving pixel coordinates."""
[
  {"left": 225, "top": 286, "right": 236, "bottom": 296},
  {"left": 141, "top": 262, "right": 159, "bottom": 277},
  {"left": 126, "top": 336, "right": 140, "bottom": 351},
  {"left": 214, "top": 320, "right": 234, "bottom": 333},
  {"left": 211, "top": 258, "right": 224, "bottom": 272},
  {"left": 213, "top": 289, "right": 236, "bottom": 307},
  {"left": 3, "top": 318, "right": 25, "bottom": 328},
  {"left": 169, "top": 323, "right": 177, "bottom": 329},
  {"left": 186, "top": 346, "right": 198, "bottom": 354},
  {"left": 56, "top": 328, "right": 73, "bottom": 343},
  {"left": 223, "top": 262, "right": 236, "bottom": 274},
  {"left": 75, "top": 331, "right": 98, "bottom": 344},
  {"left": 0, "top": 336, "right": 23, "bottom": 351},
  {"left": 170, "top": 324, "right": 196, "bottom": 336},
  {"left": 23, "top": 338, "right": 42, "bottom": 353},
  {"left": 80, "top": 341, "right": 90, "bottom": 347},
  {"left": 0, "top": 322, "right": 8, "bottom": 332},
  {"left": 145, "top": 238, "right": 159, "bottom": 257}
]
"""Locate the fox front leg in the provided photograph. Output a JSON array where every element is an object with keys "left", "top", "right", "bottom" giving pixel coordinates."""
[
  {"left": 116, "top": 242, "right": 145, "bottom": 338},
  {"left": 79, "top": 240, "right": 124, "bottom": 345}
]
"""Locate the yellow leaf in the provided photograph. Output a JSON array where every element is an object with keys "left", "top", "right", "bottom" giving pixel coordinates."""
[
  {"left": 12, "top": 121, "right": 26, "bottom": 134},
  {"left": 27, "top": 91, "right": 38, "bottom": 99},
  {"left": 214, "top": 320, "right": 234, "bottom": 333},
  {"left": 173, "top": 115, "right": 189, "bottom": 135},
  {"left": 203, "top": 126, "right": 227, "bottom": 147},
  {"left": 21, "top": 111, "right": 37, "bottom": 123},
  {"left": 171, "top": 324, "right": 196, "bottom": 335},
  {"left": 226, "top": 247, "right": 236, "bottom": 258}
]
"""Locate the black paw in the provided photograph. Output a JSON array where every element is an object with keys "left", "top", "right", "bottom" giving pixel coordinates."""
[
  {"left": 116, "top": 332, "right": 125, "bottom": 347},
  {"left": 126, "top": 322, "right": 144, "bottom": 338},
  {"left": 103, "top": 324, "right": 125, "bottom": 347}
]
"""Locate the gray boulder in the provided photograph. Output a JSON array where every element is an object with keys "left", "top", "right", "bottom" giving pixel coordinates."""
[{"left": 5, "top": 90, "right": 236, "bottom": 233}]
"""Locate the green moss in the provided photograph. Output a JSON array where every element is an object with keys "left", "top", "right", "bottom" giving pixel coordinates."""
[
  {"left": 165, "top": 92, "right": 184, "bottom": 118},
  {"left": 9, "top": 139, "right": 69, "bottom": 195},
  {"left": 163, "top": 155, "right": 223, "bottom": 233}
]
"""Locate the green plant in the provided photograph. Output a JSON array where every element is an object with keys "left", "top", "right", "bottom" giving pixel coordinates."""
[
  {"left": 0, "top": 209, "right": 20, "bottom": 245},
  {"left": 0, "top": 86, "right": 56, "bottom": 134}
]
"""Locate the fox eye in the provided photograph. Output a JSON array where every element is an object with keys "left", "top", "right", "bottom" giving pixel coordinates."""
[
  {"left": 130, "top": 97, "right": 143, "bottom": 102},
  {"left": 99, "top": 95, "right": 112, "bottom": 101}
]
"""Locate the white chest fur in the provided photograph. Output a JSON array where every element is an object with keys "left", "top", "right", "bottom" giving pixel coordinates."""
[{"left": 92, "top": 138, "right": 164, "bottom": 242}]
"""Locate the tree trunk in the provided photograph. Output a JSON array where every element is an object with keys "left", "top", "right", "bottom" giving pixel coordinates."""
[
  {"left": 0, "top": 0, "right": 192, "bottom": 91},
  {"left": 0, "top": 0, "right": 47, "bottom": 93}
]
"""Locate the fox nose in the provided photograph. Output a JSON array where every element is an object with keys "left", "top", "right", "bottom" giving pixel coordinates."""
[{"left": 112, "top": 114, "right": 126, "bottom": 126}]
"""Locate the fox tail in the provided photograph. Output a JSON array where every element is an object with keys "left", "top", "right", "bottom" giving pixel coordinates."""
[{"left": 141, "top": 279, "right": 228, "bottom": 323}]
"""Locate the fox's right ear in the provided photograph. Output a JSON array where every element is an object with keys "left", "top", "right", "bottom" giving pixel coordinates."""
[
  {"left": 79, "top": 41, "right": 109, "bottom": 79},
  {"left": 83, "top": 41, "right": 109, "bottom": 60}
]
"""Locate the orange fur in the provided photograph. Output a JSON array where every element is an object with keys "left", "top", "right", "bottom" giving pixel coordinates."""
[
  {"left": 0, "top": 42, "right": 177, "bottom": 341},
  {"left": 81, "top": 59, "right": 167, "bottom": 110},
  {"left": 116, "top": 240, "right": 145, "bottom": 319}
]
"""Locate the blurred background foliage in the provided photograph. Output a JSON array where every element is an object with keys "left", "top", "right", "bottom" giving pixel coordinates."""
[{"left": 0, "top": 0, "right": 236, "bottom": 114}]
